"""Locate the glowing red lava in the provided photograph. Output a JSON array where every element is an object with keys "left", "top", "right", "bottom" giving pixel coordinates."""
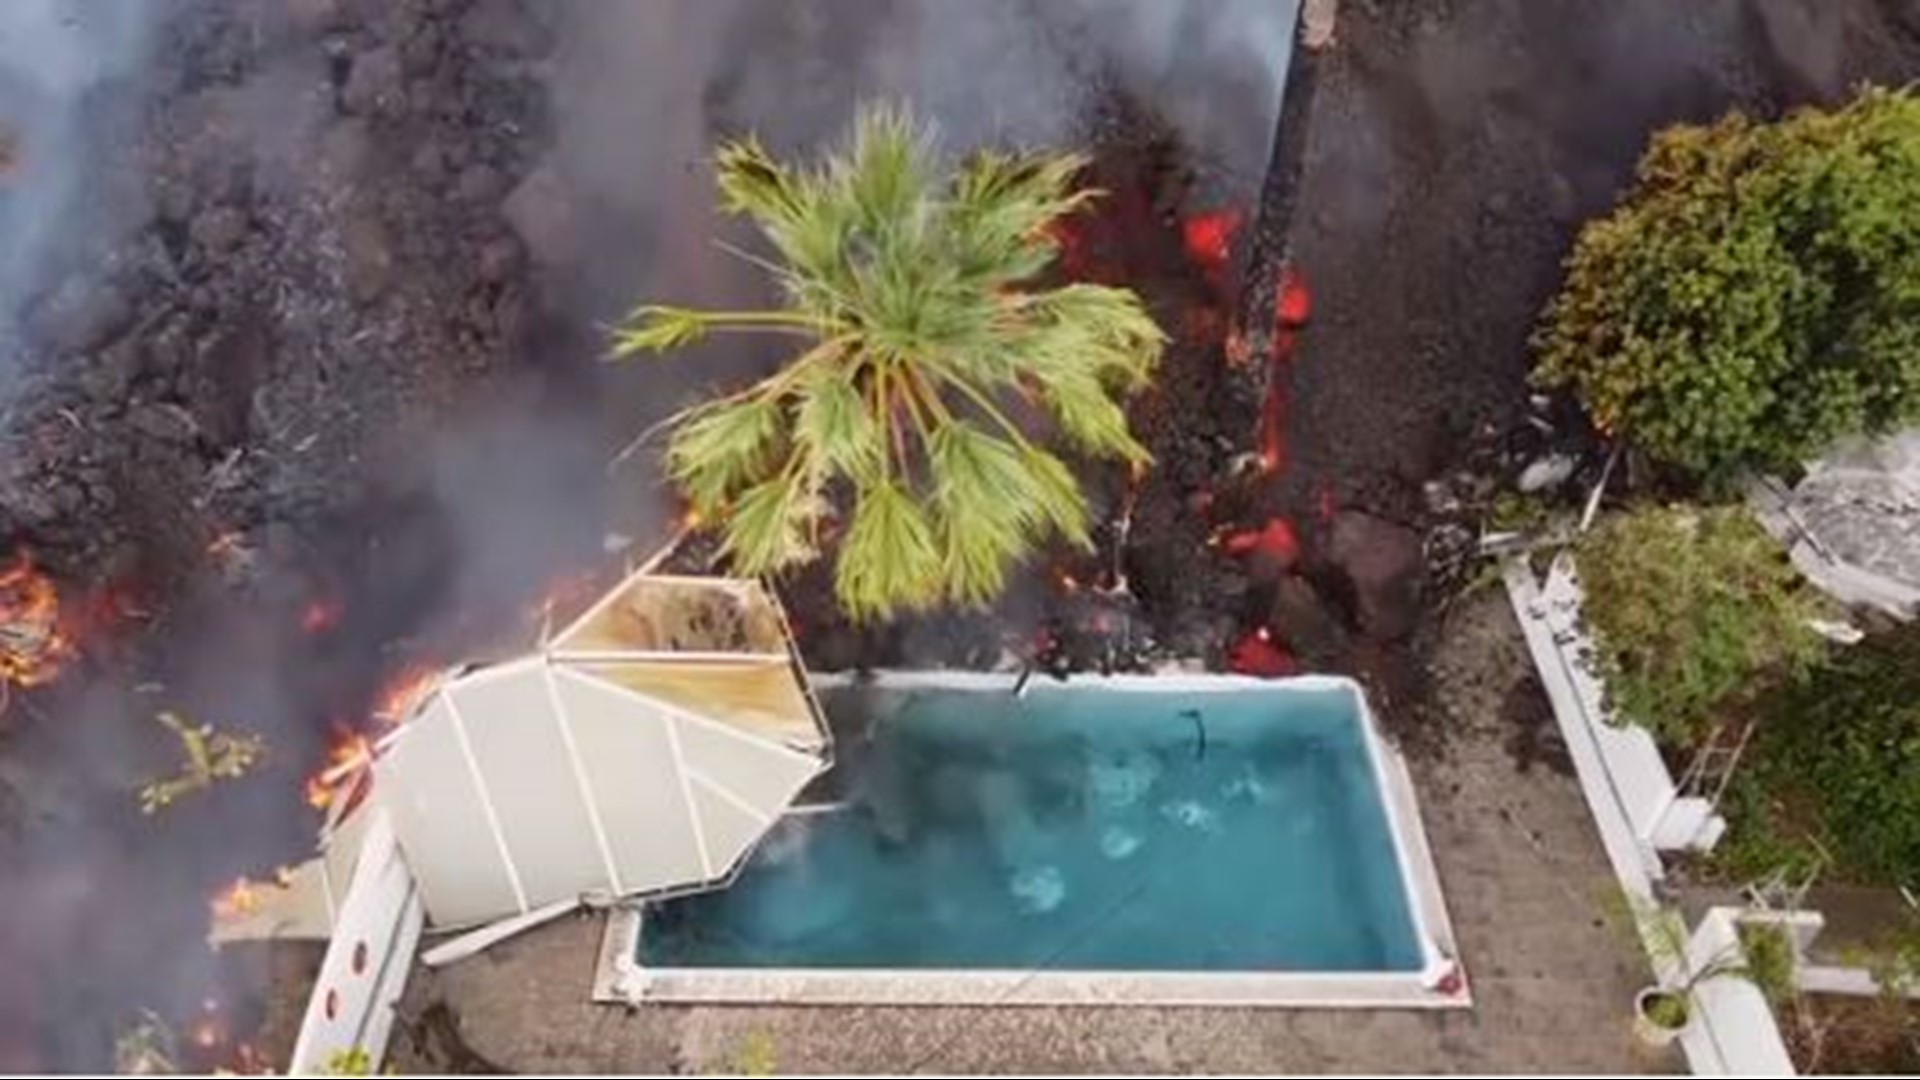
[
  {"left": 1221, "top": 517, "right": 1300, "bottom": 569},
  {"left": 1228, "top": 626, "right": 1298, "bottom": 677},
  {"left": 299, "top": 597, "right": 344, "bottom": 636},
  {"left": 1181, "top": 207, "right": 1243, "bottom": 280}
]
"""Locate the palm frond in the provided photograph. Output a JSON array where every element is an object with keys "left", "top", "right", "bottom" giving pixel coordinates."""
[
  {"left": 612, "top": 305, "right": 712, "bottom": 356},
  {"left": 835, "top": 479, "right": 942, "bottom": 620},
  {"left": 664, "top": 395, "right": 784, "bottom": 515},
  {"left": 1019, "top": 445, "right": 1093, "bottom": 550},
  {"left": 714, "top": 135, "right": 805, "bottom": 228},
  {"left": 719, "top": 472, "right": 819, "bottom": 575},
  {"left": 841, "top": 104, "right": 931, "bottom": 237},
  {"left": 794, "top": 365, "right": 881, "bottom": 483},
  {"left": 1038, "top": 368, "right": 1152, "bottom": 463}
]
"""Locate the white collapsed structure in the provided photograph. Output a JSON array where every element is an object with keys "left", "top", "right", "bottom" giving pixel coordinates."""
[
  {"left": 1752, "top": 429, "right": 1920, "bottom": 619},
  {"left": 212, "top": 568, "right": 831, "bottom": 1074}
]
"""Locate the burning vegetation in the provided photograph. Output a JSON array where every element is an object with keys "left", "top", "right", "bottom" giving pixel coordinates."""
[{"left": 0, "top": 548, "right": 71, "bottom": 694}]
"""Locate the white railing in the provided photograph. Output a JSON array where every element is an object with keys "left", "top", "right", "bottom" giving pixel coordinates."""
[
  {"left": 288, "top": 810, "right": 425, "bottom": 1075},
  {"left": 1505, "top": 557, "right": 1792, "bottom": 1077}
]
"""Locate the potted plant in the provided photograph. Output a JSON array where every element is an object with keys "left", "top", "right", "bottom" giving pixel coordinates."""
[{"left": 1627, "top": 902, "right": 1796, "bottom": 1048}]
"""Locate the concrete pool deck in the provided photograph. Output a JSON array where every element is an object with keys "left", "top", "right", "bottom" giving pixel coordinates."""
[{"left": 383, "top": 593, "right": 1673, "bottom": 1073}]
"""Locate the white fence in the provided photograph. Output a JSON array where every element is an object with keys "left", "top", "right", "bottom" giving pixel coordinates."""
[
  {"left": 287, "top": 810, "right": 425, "bottom": 1075},
  {"left": 1505, "top": 557, "right": 1794, "bottom": 1077}
]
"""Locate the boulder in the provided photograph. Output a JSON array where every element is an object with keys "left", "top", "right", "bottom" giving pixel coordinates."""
[
  {"left": 341, "top": 45, "right": 404, "bottom": 116},
  {"left": 1324, "top": 510, "right": 1425, "bottom": 641}
]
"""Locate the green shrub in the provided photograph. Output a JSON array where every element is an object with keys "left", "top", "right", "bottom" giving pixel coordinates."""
[
  {"left": 1576, "top": 505, "right": 1823, "bottom": 742},
  {"left": 1535, "top": 87, "right": 1920, "bottom": 480},
  {"left": 1731, "top": 621, "right": 1920, "bottom": 887}
]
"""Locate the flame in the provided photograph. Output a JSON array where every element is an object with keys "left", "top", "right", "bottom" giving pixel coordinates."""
[
  {"left": 680, "top": 506, "right": 704, "bottom": 530},
  {"left": 0, "top": 548, "right": 71, "bottom": 688},
  {"left": 210, "top": 877, "right": 264, "bottom": 920},
  {"left": 300, "top": 597, "right": 344, "bottom": 635},
  {"left": 372, "top": 664, "right": 441, "bottom": 726},
  {"left": 305, "top": 729, "right": 375, "bottom": 809},
  {"left": 1057, "top": 571, "right": 1081, "bottom": 593}
]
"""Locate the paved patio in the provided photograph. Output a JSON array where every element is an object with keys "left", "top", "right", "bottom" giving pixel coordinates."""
[{"left": 385, "top": 592, "right": 1673, "bottom": 1074}]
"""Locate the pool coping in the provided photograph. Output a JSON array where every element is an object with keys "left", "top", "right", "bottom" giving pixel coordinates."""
[{"left": 593, "top": 672, "right": 1468, "bottom": 1009}]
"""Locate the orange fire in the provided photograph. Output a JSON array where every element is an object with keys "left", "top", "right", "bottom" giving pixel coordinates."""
[
  {"left": 305, "top": 729, "right": 375, "bottom": 809},
  {"left": 372, "top": 664, "right": 441, "bottom": 726},
  {"left": 210, "top": 876, "right": 264, "bottom": 920},
  {"left": 0, "top": 548, "right": 71, "bottom": 688}
]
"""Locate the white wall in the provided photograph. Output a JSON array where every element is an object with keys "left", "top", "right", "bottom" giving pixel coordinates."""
[{"left": 288, "top": 811, "right": 425, "bottom": 1075}]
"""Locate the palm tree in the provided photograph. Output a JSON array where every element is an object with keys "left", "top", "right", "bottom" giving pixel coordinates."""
[{"left": 614, "top": 105, "right": 1165, "bottom": 621}]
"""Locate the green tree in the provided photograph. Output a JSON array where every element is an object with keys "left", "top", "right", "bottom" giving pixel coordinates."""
[
  {"left": 1575, "top": 505, "right": 1823, "bottom": 742},
  {"left": 614, "top": 105, "right": 1164, "bottom": 620},
  {"left": 1536, "top": 87, "right": 1920, "bottom": 480}
]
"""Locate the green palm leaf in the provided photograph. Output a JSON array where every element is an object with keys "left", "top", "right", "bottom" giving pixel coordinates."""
[{"left": 613, "top": 103, "right": 1162, "bottom": 620}]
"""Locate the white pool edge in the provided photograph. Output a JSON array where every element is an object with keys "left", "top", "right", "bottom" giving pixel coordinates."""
[{"left": 595, "top": 671, "right": 1467, "bottom": 1009}]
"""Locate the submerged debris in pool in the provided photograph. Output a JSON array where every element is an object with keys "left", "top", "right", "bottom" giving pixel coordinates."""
[
  {"left": 1088, "top": 751, "right": 1160, "bottom": 810},
  {"left": 1100, "top": 826, "right": 1144, "bottom": 860},
  {"left": 1160, "top": 799, "right": 1220, "bottom": 831},
  {"left": 1009, "top": 865, "right": 1067, "bottom": 913}
]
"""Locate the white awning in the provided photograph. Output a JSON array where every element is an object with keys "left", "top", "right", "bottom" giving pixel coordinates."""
[{"left": 371, "top": 573, "right": 830, "bottom": 929}]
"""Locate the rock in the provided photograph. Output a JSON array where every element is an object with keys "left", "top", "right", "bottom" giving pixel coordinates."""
[
  {"left": 189, "top": 206, "right": 249, "bottom": 253},
  {"left": 1269, "top": 574, "right": 1347, "bottom": 663},
  {"left": 1324, "top": 510, "right": 1425, "bottom": 641},
  {"left": 410, "top": 141, "right": 448, "bottom": 181},
  {"left": 500, "top": 164, "right": 578, "bottom": 266},
  {"left": 1517, "top": 452, "right": 1578, "bottom": 493},
  {"left": 285, "top": 0, "right": 350, "bottom": 35},
  {"left": 462, "top": 0, "right": 555, "bottom": 56},
  {"left": 456, "top": 163, "right": 503, "bottom": 204},
  {"left": 341, "top": 45, "right": 404, "bottom": 116},
  {"left": 37, "top": 280, "right": 133, "bottom": 353},
  {"left": 76, "top": 336, "right": 144, "bottom": 404},
  {"left": 128, "top": 402, "right": 200, "bottom": 445},
  {"left": 341, "top": 213, "right": 394, "bottom": 301},
  {"left": 477, "top": 234, "right": 523, "bottom": 283},
  {"left": 318, "top": 118, "right": 372, "bottom": 183}
]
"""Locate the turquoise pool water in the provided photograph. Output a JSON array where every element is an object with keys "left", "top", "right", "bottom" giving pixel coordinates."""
[{"left": 640, "top": 681, "right": 1422, "bottom": 972}]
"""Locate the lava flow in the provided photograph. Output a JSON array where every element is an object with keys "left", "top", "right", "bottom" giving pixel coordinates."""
[
  {"left": 1228, "top": 625, "right": 1298, "bottom": 677},
  {"left": 0, "top": 548, "right": 72, "bottom": 689},
  {"left": 1259, "top": 267, "right": 1312, "bottom": 475}
]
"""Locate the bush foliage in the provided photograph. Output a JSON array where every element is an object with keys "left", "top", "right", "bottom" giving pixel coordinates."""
[
  {"left": 1575, "top": 505, "right": 1823, "bottom": 742},
  {"left": 1722, "top": 620, "right": 1920, "bottom": 888},
  {"left": 1536, "top": 87, "right": 1920, "bottom": 479}
]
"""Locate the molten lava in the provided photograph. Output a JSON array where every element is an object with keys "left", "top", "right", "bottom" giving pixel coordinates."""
[
  {"left": 0, "top": 548, "right": 71, "bottom": 689},
  {"left": 1181, "top": 207, "right": 1242, "bottom": 282},
  {"left": 1228, "top": 626, "right": 1298, "bottom": 677},
  {"left": 1258, "top": 267, "right": 1312, "bottom": 475},
  {"left": 299, "top": 597, "right": 344, "bottom": 636},
  {"left": 1221, "top": 517, "right": 1300, "bottom": 570}
]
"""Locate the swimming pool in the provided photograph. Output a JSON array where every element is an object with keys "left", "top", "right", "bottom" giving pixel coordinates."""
[{"left": 597, "top": 673, "right": 1462, "bottom": 1007}]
